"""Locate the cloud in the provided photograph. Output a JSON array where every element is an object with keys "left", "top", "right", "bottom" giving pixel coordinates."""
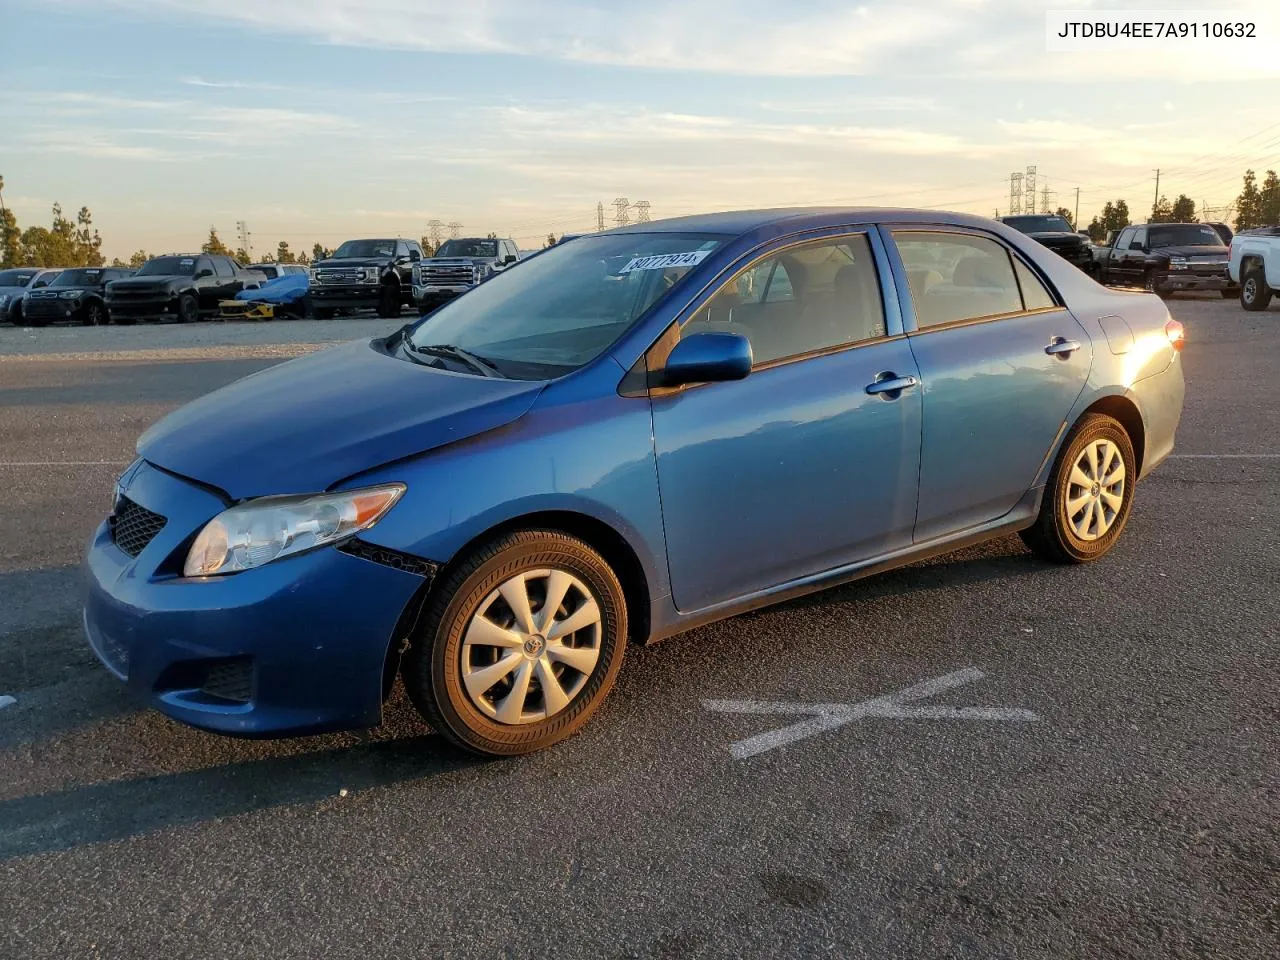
[{"left": 76, "top": 0, "right": 1280, "bottom": 79}]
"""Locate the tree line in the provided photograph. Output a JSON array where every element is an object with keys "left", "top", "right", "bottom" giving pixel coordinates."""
[{"left": 1078, "top": 168, "right": 1279, "bottom": 242}]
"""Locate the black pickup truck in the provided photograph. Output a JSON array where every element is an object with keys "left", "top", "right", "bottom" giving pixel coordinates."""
[
  {"left": 1093, "top": 222, "right": 1236, "bottom": 299},
  {"left": 308, "top": 238, "right": 423, "bottom": 318},
  {"left": 105, "top": 254, "right": 263, "bottom": 324},
  {"left": 996, "top": 215, "right": 1096, "bottom": 275}
]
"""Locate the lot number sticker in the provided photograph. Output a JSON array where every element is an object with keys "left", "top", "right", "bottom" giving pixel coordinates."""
[{"left": 619, "top": 250, "right": 711, "bottom": 273}]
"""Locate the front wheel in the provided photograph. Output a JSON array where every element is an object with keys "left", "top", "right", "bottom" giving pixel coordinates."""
[
  {"left": 1020, "top": 413, "right": 1136, "bottom": 564},
  {"left": 83, "top": 301, "right": 106, "bottom": 326},
  {"left": 1240, "top": 267, "right": 1273, "bottom": 311},
  {"left": 177, "top": 293, "right": 198, "bottom": 324},
  {"left": 1143, "top": 271, "right": 1170, "bottom": 299},
  {"left": 376, "top": 284, "right": 401, "bottom": 318},
  {"left": 402, "top": 530, "right": 628, "bottom": 757}
]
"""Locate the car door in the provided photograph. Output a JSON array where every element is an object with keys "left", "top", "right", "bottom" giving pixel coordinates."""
[
  {"left": 192, "top": 257, "right": 221, "bottom": 310},
  {"left": 886, "top": 227, "right": 1092, "bottom": 541},
  {"left": 648, "top": 231, "right": 922, "bottom": 612},
  {"left": 1121, "top": 227, "right": 1147, "bottom": 284},
  {"left": 215, "top": 257, "right": 245, "bottom": 296}
]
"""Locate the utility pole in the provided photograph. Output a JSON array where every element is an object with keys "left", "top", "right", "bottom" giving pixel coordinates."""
[
  {"left": 1153, "top": 169, "right": 1161, "bottom": 215},
  {"left": 1074, "top": 187, "right": 1080, "bottom": 229},
  {"left": 596, "top": 201, "right": 606, "bottom": 232}
]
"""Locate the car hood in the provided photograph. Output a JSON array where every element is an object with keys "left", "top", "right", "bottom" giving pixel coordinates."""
[
  {"left": 1151, "top": 245, "right": 1228, "bottom": 258},
  {"left": 313, "top": 258, "right": 389, "bottom": 269},
  {"left": 138, "top": 338, "right": 546, "bottom": 500},
  {"left": 109, "top": 276, "right": 185, "bottom": 290},
  {"left": 423, "top": 257, "right": 499, "bottom": 265},
  {"left": 1024, "top": 231, "right": 1083, "bottom": 242}
]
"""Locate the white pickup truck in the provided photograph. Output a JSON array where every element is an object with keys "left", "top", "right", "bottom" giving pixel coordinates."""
[{"left": 1228, "top": 226, "right": 1280, "bottom": 310}]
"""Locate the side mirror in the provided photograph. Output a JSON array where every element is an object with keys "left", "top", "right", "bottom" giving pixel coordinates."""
[
  {"left": 503, "top": 254, "right": 517, "bottom": 265},
  {"left": 1128, "top": 241, "right": 1145, "bottom": 251},
  {"left": 656, "top": 332, "right": 753, "bottom": 388},
  {"left": 196, "top": 268, "right": 214, "bottom": 278},
  {"left": 409, "top": 250, "right": 421, "bottom": 262}
]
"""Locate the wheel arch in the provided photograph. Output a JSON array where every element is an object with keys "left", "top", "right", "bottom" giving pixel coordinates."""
[{"left": 1079, "top": 394, "right": 1146, "bottom": 476}]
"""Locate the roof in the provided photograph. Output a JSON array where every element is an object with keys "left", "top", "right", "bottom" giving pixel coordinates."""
[{"left": 607, "top": 207, "right": 1004, "bottom": 236}]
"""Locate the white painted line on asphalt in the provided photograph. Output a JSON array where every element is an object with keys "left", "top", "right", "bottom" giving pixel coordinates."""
[
  {"left": 704, "top": 667, "right": 1038, "bottom": 760},
  {"left": 0, "top": 460, "right": 131, "bottom": 467},
  {"left": 0, "top": 695, "right": 16, "bottom": 710},
  {"left": 1168, "top": 454, "right": 1280, "bottom": 459}
]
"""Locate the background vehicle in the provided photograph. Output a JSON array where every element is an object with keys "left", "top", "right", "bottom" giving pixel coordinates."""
[
  {"left": 0, "top": 268, "right": 62, "bottom": 325},
  {"left": 309, "top": 238, "right": 422, "bottom": 319},
  {"left": 1094, "top": 222, "right": 1235, "bottom": 298},
  {"left": 248, "top": 263, "right": 308, "bottom": 281},
  {"left": 1229, "top": 225, "right": 1280, "bottom": 311},
  {"left": 414, "top": 236, "right": 520, "bottom": 312},
  {"left": 997, "top": 214, "right": 1096, "bottom": 275},
  {"left": 105, "top": 254, "right": 262, "bottom": 324},
  {"left": 1206, "top": 221, "right": 1234, "bottom": 246},
  {"left": 23, "top": 267, "right": 131, "bottom": 326},
  {"left": 86, "top": 209, "right": 1184, "bottom": 758}
]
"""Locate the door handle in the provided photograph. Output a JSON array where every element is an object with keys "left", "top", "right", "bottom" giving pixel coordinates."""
[
  {"left": 1045, "top": 337, "right": 1081, "bottom": 357},
  {"left": 865, "top": 374, "right": 919, "bottom": 396}
]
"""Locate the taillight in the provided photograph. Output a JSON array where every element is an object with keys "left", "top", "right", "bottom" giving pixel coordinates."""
[{"left": 1164, "top": 319, "right": 1185, "bottom": 352}]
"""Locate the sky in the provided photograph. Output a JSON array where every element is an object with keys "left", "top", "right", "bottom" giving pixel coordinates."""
[{"left": 1, "top": 0, "right": 1277, "bottom": 259}]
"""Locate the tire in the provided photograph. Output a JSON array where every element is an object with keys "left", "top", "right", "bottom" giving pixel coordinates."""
[
  {"left": 1240, "top": 266, "right": 1273, "bottom": 311},
  {"left": 1143, "top": 271, "right": 1170, "bottom": 299},
  {"left": 83, "top": 301, "right": 106, "bottom": 326},
  {"left": 177, "top": 293, "right": 198, "bottom": 324},
  {"left": 376, "top": 284, "right": 401, "bottom": 319},
  {"left": 402, "top": 530, "right": 628, "bottom": 757},
  {"left": 1020, "top": 413, "right": 1137, "bottom": 564}
]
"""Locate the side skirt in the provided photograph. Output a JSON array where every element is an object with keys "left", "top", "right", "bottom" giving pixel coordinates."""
[{"left": 649, "top": 485, "right": 1044, "bottom": 643}]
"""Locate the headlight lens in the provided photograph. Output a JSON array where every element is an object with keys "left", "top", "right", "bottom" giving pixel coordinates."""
[
  {"left": 364, "top": 267, "right": 381, "bottom": 283},
  {"left": 183, "top": 483, "right": 405, "bottom": 577},
  {"left": 59, "top": 290, "right": 84, "bottom": 299}
]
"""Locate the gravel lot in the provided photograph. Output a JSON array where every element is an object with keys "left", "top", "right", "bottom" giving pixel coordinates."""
[{"left": 1, "top": 295, "right": 1276, "bottom": 959}]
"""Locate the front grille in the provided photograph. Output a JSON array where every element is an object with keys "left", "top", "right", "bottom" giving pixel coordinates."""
[
  {"left": 109, "top": 288, "right": 165, "bottom": 301},
  {"left": 316, "top": 270, "right": 361, "bottom": 284},
  {"left": 423, "top": 265, "right": 476, "bottom": 285},
  {"left": 200, "top": 658, "right": 253, "bottom": 703},
  {"left": 27, "top": 290, "right": 57, "bottom": 300},
  {"left": 110, "top": 496, "right": 167, "bottom": 557}
]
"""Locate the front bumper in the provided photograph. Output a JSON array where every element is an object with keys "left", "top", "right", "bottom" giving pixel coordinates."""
[
  {"left": 1158, "top": 271, "right": 1232, "bottom": 292},
  {"left": 416, "top": 285, "right": 471, "bottom": 306},
  {"left": 309, "top": 284, "right": 381, "bottom": 309},
  {"left": 83, "top": 460, "right": 432, "bottom": 737},
  {"left": 24, "top": 299, "right": 84, "bottom": 321},
  {"left": 107, "top": 295, "right": 178, "bottom": 321}
]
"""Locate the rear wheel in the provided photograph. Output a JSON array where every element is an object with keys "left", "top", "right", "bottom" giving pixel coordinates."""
[
  {"left": 1020, "top": 413, "right": 1136, "bottom": 564},
  {"left": 1240, "top": 266, "right": 1273, "bottom": 311},
  {"left": 402, "top": 530, "right": 627, "bottom": 757},
  {"left": 1143, "top": 271, "right": 1170, "bottom": 299},
  {"left": 177, "top": 293, "right": 198, "bottom": 324}
]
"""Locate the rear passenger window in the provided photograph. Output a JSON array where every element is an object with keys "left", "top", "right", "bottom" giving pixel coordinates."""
[
  {"left": 213, "top": 258, "right": 233, "bottom": 278},
  {"left": 682, "top": 235, "right": 886, "bottom": 366},
  {"left": 893, "top": 232, "right": 1023, "bottom": 328},
  {"left": 1014, "top": 258, "right": 1056, "bottom": 310}
]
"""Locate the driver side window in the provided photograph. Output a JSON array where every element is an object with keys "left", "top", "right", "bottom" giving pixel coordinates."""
[{"left": 682, "top": 234, "right": 887, "bottom": 366}]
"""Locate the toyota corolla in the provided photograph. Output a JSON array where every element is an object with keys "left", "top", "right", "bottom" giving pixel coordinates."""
[{"left": 84, "top": 208, "right": 1185, "bottom": 756}]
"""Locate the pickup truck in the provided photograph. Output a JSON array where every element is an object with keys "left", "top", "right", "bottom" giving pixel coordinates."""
[
  {"left": 1229, "top": 225, "right": 1280, "bottom": 310},
  {"left": 105, "top": 254, "right": 262, "bottom": 324},
  {"left": 996, "top": 214, "right": 1096, "bottom": 275},
  {"left": 308, "top": 238, "right": 423, "bottom": 318},
  {"left": 1093, "top": 221, "right": 1236, "bottom": 299},
  {"left": 413, "top": 237, "right": 521, "bottom": 313}
]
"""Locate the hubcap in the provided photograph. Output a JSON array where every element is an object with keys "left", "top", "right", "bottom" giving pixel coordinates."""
[
  {"left": 1244, "top": 278, "right": 1256, "bottom": 303},
  {"left": 1064, "top": 438, "right": 1126, "bottom": 542},
  {"left": 461, "top": 569, "right": 602, "bottom": 725}
]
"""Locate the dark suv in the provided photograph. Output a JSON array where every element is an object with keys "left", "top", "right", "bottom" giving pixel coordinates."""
[
  {"left": 308, "top": 238, "right": 423, "bottom": 318},
  {"left": 24, "top": 267, "right": 133, "bottom": 326},
  {"left": 996, "top": 215, "right": 1095, "bottom": 274},
  {"left": 106, "top": 254, "right": 262, "bottom": 324}
]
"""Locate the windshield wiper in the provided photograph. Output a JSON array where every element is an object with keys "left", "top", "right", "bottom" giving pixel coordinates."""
[{"left": 406, "top": 342, "right": 506, "bottom": 378}]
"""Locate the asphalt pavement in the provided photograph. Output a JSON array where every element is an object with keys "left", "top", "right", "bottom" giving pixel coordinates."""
[{"left": 1, "top": 300, "right": 1277, "bottom": 959}]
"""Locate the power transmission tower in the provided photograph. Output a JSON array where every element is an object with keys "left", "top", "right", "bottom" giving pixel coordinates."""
[
  {"left": 1040, "top": 185, "right": 1053, "bottom": 215},
  {"left": 427, "top": 219, "right": 443, "bottom": 248},
  {"left": 1024, "top": 166, "right": 1037, "bottom": 215},
  {"left": 613, "top": 198, "right": 631, "bottom": 227},
  {"left": 236, "top": 220, "right": 252, "bottom": 257},
  {"left": 634, "top": 200, "right": 651, "bottom": 223},
  {"left": 1009, "top": 173, "right": 1023, "bottom": 215},
  {"left": 448, "top": 221, "right": 462, "bottom": 239},
  {"left": 596, "top": 202, "right": 606, "bottom": 231}
]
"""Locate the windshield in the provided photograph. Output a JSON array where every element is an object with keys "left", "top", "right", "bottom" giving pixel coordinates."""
[
  {"left": 1149, "top": 224, "right": 1224, "bottom": 248},
  {"left": 1004, "top": 216, "right": 1073, "bottom": 233},
  {"left": 0, "top": 269, "right": 39, "bottom": 288},
  {"left": 52, "top": 268, "right": 106, "bottom": 287},
  {"left": 137, "top": 256, "right": 198, "bottom": 276},
  {"left": 436, "top": 239, "right": 498, "bottom": 259},
  {"left": 332, "top": 239, "right": 396, "bottom": 259},
  {"left": 408, "top": 232, "right": 728, "bottom": 379}
]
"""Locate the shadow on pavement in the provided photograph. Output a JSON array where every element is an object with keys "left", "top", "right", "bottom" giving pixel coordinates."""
[{"left": 0, "top": 733, "right": 479, "bottom": 861}]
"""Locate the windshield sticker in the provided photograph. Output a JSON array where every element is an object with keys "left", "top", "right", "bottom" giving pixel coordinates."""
[
  {"left": 180, "top": 258, "right": 194, "bottom": 265},
  {"left": 619, "top": 250, "right": 712, "bottom": 273}
]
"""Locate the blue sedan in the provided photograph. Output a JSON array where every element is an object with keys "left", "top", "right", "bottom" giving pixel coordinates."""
[{"left": 84, "top": 208, "right": 1185, "bottom": 756}]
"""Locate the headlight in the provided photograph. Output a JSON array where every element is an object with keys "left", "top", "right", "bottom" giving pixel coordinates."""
[
  {"left": 59, "top": 290, "right": 84, "bottom": 299},
  {"left": 309, "top": 269, "right": 319, "bottom": 283},
  {"left": 1168, "top": 256, "right": 1188, "bottom": 271},
  {"left": 184, "top": 483, "right": 405, "bottom": 577},
  {"left": 364, "top": 267, "right": 381, "bottom": 283}
]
